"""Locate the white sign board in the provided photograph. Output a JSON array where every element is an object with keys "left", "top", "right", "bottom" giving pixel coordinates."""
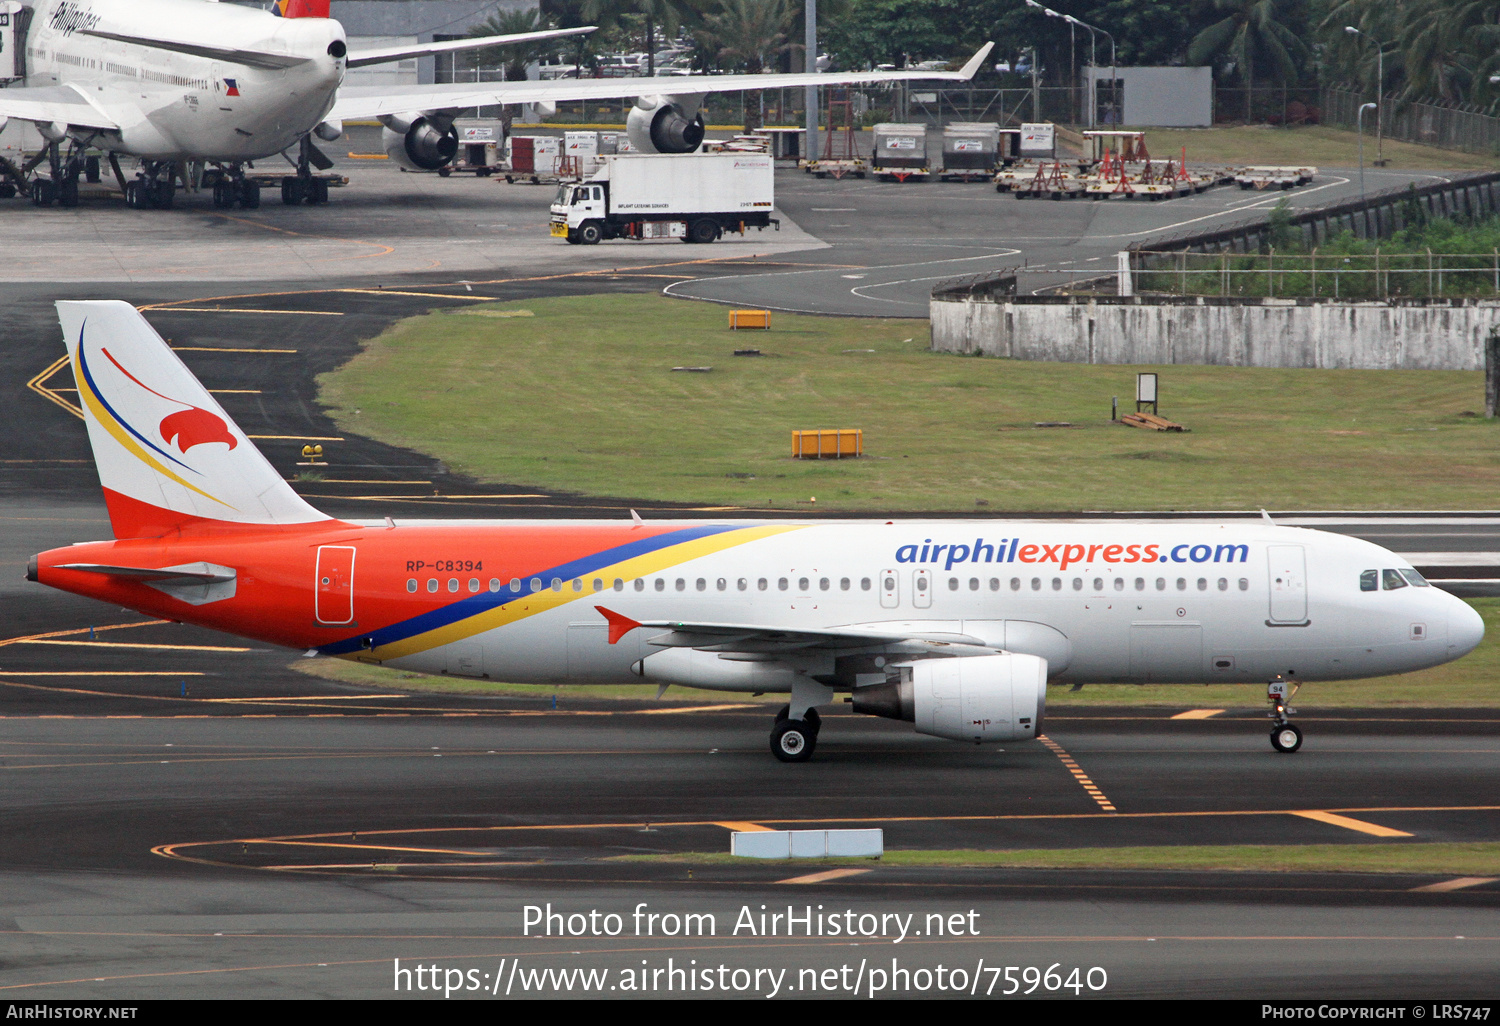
[{"left": 1019, "top": 122, "right": 1056, "bottom": 157}]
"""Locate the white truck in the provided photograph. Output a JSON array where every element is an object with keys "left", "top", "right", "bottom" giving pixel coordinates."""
[{"left": 549, "top": 152, "right": 777, "bottom": 245}]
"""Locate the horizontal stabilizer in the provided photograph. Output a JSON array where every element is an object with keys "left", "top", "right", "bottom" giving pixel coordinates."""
[
  {"left": 80, "top": 28, "right": 311, "bottom": 70},
  {"left": 56, "top": 561, "right": 236, "bottom": 584}
]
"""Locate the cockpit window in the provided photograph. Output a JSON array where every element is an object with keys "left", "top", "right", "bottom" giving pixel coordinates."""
[
  {"left": 1381, "top": 569, "right": 1408, "bottom": 590},
  {"left": 1359, "top": 569, "right": 1378, "bottom": 592},
  {"left": 1400, "top": 568, "right": 1431, "bottom": 588}
]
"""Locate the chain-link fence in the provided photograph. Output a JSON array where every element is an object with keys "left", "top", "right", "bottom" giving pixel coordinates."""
[
  {"left": 1135, "top": 249, "right": 1500, "bottom": 300},
  {"left": 1323, "top": 87, "right": 1500, "bottom": 156}
]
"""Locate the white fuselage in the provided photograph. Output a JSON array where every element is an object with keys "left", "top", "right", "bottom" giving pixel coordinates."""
[
  {"left": 22, "top": 0, "right": 344, "bottom": 160},
  {"left": 366, "top": 520, "right": 1484, "bottom": 691}
]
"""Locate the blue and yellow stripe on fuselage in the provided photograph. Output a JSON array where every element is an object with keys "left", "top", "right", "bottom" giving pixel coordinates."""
[{"left": 322, "top": 523, "right": 805, "bottom": 661}]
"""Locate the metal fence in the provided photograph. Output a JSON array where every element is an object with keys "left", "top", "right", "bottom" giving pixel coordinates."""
[
  {"left": 1323, "top": 87, "right": 1500, "bottom": 155},
  {"left": 1135, "top": 249, "right": 1500, "bottom": 300}
]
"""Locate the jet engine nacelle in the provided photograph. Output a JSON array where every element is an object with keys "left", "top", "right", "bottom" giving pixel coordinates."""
[
  {"left": 852, "top": 653, "right": 1047, "bottom": 743},
  {"left": 627, "top": 94, "right": 706, "bottom": 154},
  {"left": 379, "top": 113, "right": 459, "bottom": 171}
]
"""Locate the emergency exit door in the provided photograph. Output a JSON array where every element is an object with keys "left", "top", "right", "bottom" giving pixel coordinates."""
[
  {"left": 315, "top": 545, "right": 356, "bottom": 624},
  {"left": 1267, "top": 544, "right": 1307, "bottom": 623}
]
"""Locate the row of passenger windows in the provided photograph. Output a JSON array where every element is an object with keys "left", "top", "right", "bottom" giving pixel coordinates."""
[
  {"left": 402, "top": 574, "right": 1253, "bottom": 595},
  {"left": 1360, "top": 568, "right": 1430, "bottom": 591}
]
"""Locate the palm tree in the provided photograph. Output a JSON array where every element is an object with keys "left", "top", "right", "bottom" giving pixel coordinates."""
[
  {"left": 582, "top": 0, "right": 699, "bottom": 76},
  {"left": 695, "top": 0, "right": 795, "bottom": 130},
  {"left": 467, "top": 8, "right": 563, "bottom": 83},
  {"left": 1187, "top": 0, "right": 1308, "bottom": 122}
]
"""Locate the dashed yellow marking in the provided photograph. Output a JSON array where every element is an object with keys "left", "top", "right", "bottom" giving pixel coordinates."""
[
  {"left": 716, "top": 822, "right": 772, "bottom": 832},
  {"left": 1039, "top": 735, "right": 1116, "bottom": 812},
  {"left": 1410, "top": 876, "right": 1498, "bottom": 893},
  {"left": 777, "top": 868, "right": 872, "bottom": 885},
  {"left": 1291, "top": 811, "right": 1414, "bottom": 838},
  {"left": 1171, "top": 709, "right": 1226, "bottom": 720}
]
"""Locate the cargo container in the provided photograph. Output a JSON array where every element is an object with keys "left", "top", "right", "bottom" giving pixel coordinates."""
[
  {"left": 504, "top": 135, "right": 561, "bottom": 182},
  {"left": 939, "top": 122, "right": 1000, "bottom": 181},
  {"left": 871, "top": 123, "right": 929, "bottom": 181},
  {"left": 439, "top": 119, "right": 504, "bottom": 177},
  {"left": 550, "top": 153, "right": 777, "bottom": 245}
]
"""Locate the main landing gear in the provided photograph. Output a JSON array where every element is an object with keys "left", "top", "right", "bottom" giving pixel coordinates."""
[
  {"left": 769, "top": 679, "right": 833, "bottom": 762},
  {"left": 1267, "top": 675, "right": 1303, "bottom": 753},
  {"left": 203, "top": 166, "right": 262, "bottom": 210},
  {"left": 770, "top": 705, "right": 821, "bottom": 762}
]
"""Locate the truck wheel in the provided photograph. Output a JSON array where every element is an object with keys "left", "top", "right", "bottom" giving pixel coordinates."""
[
  {"left": 577, "top": 221, "right": 603, "bottom": 245},
  {"left": 688, "top": 218, "right": 719, "bottom": 244}
]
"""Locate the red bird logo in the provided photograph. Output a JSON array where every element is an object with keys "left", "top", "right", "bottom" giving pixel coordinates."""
[{"left": 159, "top": 407, "right": 238, "bottom": 453}]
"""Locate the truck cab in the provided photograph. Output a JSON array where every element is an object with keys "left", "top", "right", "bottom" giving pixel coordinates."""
[{"left": 550, "top": 182, "right": 608, "bottom": 243}]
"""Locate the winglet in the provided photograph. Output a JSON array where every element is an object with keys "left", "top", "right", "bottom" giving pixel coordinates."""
[
  {"left": 595, "top": 605, "right": 642, "bottom": 645},
  {"left": 630, "top": 508, "right": 643, "bottom": 527},
  {"left": 957, "top": 42, "right": 995, "bottom": 81},
  {"left": 1261, "top": 508, "right": 1275, "bottom": 525}
]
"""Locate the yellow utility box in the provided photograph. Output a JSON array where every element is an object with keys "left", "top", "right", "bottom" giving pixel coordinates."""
[
  {"left": 729, "top": 309, "right": 771, "bottom": 329},
  {"left": 792, "top": 429, "right": 863, "bottom": 459}
]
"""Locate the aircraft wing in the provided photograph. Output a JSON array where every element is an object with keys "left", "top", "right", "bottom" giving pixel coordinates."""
[
  {"left": 346, "top": 26, "right": 596, "bottom": 69},
  {"left": 327, "top": 41, "right": 993, "bottom": 122},
  {"left": 0, "top": 84, "right": 119, "bottom": 131},
  {"left": 594, "top": 606, "right": 990, "bottom": 654}
]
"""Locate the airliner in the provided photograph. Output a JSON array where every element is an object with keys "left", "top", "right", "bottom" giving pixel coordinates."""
[
  {"left": 0, "top": 0, "right": 992, "bottom": 208},
  {"left": 28, "top": 302, "right": 1485, "bottom": 760}
]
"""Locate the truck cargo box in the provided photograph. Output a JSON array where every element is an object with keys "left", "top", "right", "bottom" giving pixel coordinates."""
[{"left": 594, "top": 152, "right": 774, "bottom": 217}]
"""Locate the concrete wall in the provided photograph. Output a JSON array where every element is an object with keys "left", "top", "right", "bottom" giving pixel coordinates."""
[{"left": 930, "top": 295, "right": 1500, "bottom": 371}]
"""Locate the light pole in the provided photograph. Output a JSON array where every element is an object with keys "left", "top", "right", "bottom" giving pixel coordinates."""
[
  {"left": 1357, "top": 101, "right": 1376, "bottom": 200},
  {"left": 1025, "top": 0, "right": 1115, "bottom": 126},
  {"left": 804, "top": 0, "right": 817, "bottom": 163},
  {"left": 1345, "top": 26, "right": 1387, "bottom": 166}
]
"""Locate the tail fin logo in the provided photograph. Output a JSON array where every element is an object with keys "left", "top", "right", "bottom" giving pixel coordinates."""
[
  {"left": 99, "top": 347, "right": 236, "bottom": 457},
  {"left": 160, "top": 407, "right": 238, "bottom": 454}
]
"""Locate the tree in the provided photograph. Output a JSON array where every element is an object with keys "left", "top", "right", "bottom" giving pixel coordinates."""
[
  {"left": 467, "top": 8, "right": 563, "bottom": 83},
  {"left": 1187, "top": 0, "right": 1309, "bottom": 121},
  {"left": 582, "top": 0, "right": 700, "bottom": 75},
  {"left": 695, "top": 0, "right": 797, "bottom": 129}
]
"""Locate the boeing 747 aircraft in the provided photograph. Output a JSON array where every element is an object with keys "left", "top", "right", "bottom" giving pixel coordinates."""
[
  {"left": 28, "top": 302, "right": 1484, "bottom": 760},
  {"left": 0, "top": 0, "right": 992, "bottom": 208}
]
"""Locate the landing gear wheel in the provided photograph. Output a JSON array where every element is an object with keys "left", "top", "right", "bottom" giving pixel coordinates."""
[
  {"left": 57, "top": 176, "right": 79, "bottom": 208},
  {"left": 212, "top": 179, "right": 236, "bottom": 209},
  {"left": 281, "top": 176, "right": 306, "bottom": 205},
  {"left": 771, "top": 720, "right": 816, "bottom": 762},
  {"left": 309, "top": 178, "right": 329, "bottom": 204},
  {"left": 31, "top": 178, "right": 56, "bottom": 207},
  {"left": 0, "top": 183, "right": 15, "bottom": 200},
  {"left": 84, "top": 156, "right": 101, "bottom": 183},
  {"left": 577, "top": 221, "right": 603, "bottom": 245},
  {"left": 1270, "top": 724, "right": 1303, "bottom": 753},
  {"left": 237, "top": 180, "right": 261, "bottom": 209},
  {"left": 149, "top": 178, "right": 174, "bottom": 209},
  {"left": 123, "top": 180, "right": 144, "bottom": 208}
]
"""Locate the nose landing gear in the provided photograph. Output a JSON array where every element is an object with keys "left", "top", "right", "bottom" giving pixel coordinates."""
[{"left": 1267, "top": 676, "right": 1303, "bottom": 752}]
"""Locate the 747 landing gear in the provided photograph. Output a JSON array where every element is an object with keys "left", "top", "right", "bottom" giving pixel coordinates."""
[{"left": 1267, "top": 676, "right": 1303, "bottom": 753}]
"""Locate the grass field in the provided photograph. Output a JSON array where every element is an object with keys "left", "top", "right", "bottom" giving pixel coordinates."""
[
  {"left": 292, "top": 596, "right": 1499, "bottom": 707},
  {"left": 316, "top": 293, "right": 1500, "bottom": 512},
  {"left": 1113, "top": 125, "right": 1500, "bottom": 172},
  {"left": 613, "top": 842, "right": 1500, "bottom": 875}
]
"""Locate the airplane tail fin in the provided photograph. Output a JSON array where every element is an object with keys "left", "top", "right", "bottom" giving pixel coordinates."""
[
  {"left": 275, "top": 0, "right": 331, "bottom": 19},
  {"left": 56, "top": 301, "right": 335, "bottom": 539}
]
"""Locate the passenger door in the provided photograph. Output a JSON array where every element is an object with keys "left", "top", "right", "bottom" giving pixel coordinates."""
[
  {"left": 315, "top": 545, "right": 355, "bottom": 625},
  {"left": 1267, "top": 544, "right": 1308, "bottom": 623}
]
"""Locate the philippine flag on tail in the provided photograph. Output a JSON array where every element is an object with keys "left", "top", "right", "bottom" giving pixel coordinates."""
[{"left": 224, "top": 79, "right": 240, "bottom": 97}]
